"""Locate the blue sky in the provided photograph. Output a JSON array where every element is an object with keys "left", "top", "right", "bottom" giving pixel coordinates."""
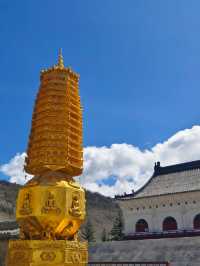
[{"left": 1, "top": 0, "right": 200, "bottom": 192}]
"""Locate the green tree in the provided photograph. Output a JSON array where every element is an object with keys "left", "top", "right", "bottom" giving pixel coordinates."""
[
  {"left": 101, "top": 228, "right": 107, "bottom": 242},
  {"left": 110, "top": 210, "right": 124, "bottom": 241},
  {"left": 81, "top": 219, "right": 95, "bottom": 242}
]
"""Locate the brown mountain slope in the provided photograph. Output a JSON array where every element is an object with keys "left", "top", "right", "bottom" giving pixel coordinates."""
[{"left": 84, "top": 190, "right": 120, "bottom": 240}]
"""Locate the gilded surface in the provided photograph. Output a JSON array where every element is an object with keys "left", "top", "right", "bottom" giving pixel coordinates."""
[
  {"left": 41, "top": 191, "right": 61, "bottom": 215},
  {"left": 24, "top": 49, "right": 83, "bottom": 177},
  {"left": 19, "top": 192, "right": 32, "bottom": 215},
  {"left": 16, "top": 181, "right": 85, "bottom": 240},
  {"left": 7, "top": 240, "right": 88, "bottom": 266},
  {"left": 6, "top": 50, "right": 88, "bottom": 266}
]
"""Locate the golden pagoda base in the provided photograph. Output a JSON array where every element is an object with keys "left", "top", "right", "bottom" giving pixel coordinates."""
[{"left": 6, "top": 240, "right": 88, "bottom": 266}]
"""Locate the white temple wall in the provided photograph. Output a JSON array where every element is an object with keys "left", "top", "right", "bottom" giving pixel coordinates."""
[
  {"left": 183, "top": 205, "right": 200, "bottom": 229},
  {"left": 118, "top": 190, "right": 200, "bottom": 234}
]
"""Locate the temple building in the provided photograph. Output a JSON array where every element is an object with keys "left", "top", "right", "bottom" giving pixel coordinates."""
[{"left": 116, "top": 160, "right": 200, "bottom": 239}]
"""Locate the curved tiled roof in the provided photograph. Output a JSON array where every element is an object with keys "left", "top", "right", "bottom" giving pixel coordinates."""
[{"left": 116, "top": 160, "right": 200, "bottom": 200}]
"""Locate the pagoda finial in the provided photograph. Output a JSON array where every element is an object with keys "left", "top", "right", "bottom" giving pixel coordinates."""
[{"left": 57, "top": 48, "right": 64, "bottom": 68}]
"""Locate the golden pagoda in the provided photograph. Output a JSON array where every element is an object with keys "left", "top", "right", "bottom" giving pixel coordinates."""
[{"left": 6, "top": 49, "right": 88, "bottom": 266}]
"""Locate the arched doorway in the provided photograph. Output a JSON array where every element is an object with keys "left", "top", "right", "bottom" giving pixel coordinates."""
[
  {"left": 135, "top": 219, "right": 149, "bottom": 232},
  {"left": 194, "top": 214, "right": 200, "bottom": 229},
  {"left": 163, "top": 217, "right": 178, "bottom": 231}
]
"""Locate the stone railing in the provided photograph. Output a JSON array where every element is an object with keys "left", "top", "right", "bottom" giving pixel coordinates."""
[
  {"left": 0, "top": 228, "right": 19, "bottom": 240},
  {"left": 124, "top": 228, "right": 200, "bottom": 240},
  {"left": 88, "top": 262, "right": 170, "bottom": 266}
]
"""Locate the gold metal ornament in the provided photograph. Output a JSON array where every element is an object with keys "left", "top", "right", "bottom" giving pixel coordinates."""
[{"left": 6, "top": 50, "right": 88, "bottom": 266}]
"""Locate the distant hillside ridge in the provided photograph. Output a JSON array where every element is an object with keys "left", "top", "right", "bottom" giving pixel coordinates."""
[{"left": 0, "top": 180, "right": 20, "bottom": 222}]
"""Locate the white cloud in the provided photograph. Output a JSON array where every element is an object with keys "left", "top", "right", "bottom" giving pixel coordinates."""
[
  {"left": 1, "top": 125, "right": 200, "bottom": 197},
  {"left": 0, "top": 153, "right": 32, "bottom": 184}
]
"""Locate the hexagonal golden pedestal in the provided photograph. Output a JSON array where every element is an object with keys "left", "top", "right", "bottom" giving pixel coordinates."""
[
  {"left": 7, "top": 240, "right": 88, "bottom": 266},
  {"left": 16, "top": 178, "right": 86, "bottom": 240}
]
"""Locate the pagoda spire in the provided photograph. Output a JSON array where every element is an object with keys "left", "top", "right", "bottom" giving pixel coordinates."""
[
  {"left": 6, "top": 52, "right": 87, "bottom": 266},
  {"left": 57, "top": 48, "right": 64, "bottom": 68}
]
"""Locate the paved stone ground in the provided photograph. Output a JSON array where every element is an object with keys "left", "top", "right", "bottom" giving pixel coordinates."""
[{"left": 89, "top": 237, "right": 200, "bottom": 266}]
